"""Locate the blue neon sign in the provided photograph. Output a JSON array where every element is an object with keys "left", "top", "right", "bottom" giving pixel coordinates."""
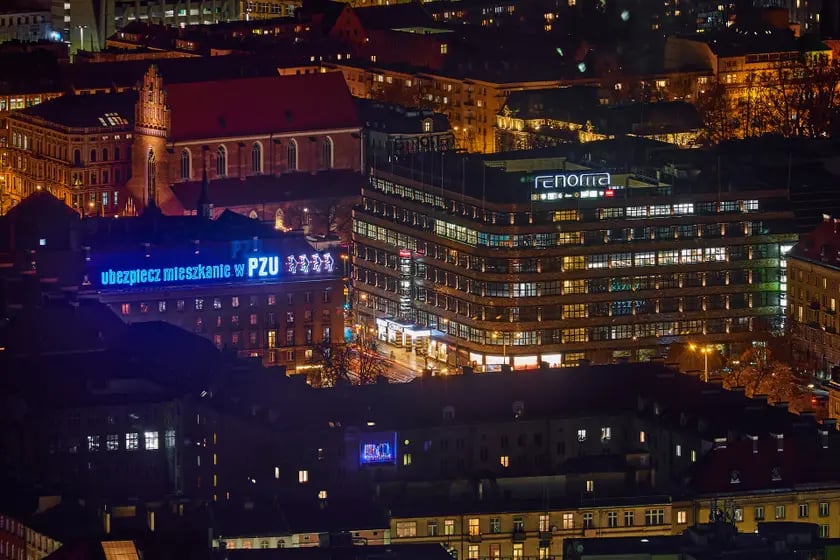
[{"left": 94, "top": 252, "right": 335, "bottom": 289}]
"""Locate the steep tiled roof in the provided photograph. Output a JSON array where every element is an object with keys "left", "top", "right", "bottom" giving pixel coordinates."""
[
  {"left": 165, "top": 72, "right": 360, "bottom": 141},
  {"left": 788, "top": 216, "right": 840, "bottom": 270}
]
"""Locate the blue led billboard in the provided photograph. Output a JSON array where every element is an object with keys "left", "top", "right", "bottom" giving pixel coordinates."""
[
  {"left": 359, "top": 433, "right": 397, "bottom": 465},
  {"left": 88, "top": 251, "right": 337, "bottom": 290}
]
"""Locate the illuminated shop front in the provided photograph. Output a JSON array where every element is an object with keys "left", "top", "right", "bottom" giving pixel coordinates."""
[
  {"left": 352, "top": 152, "right": 797, "bottom": 370},
  {"left": 375, "top": 317, "right": 431, "bottom": 349}
]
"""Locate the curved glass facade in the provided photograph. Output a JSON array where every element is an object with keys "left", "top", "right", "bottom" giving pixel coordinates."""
[{"left": 352, "top": 162, "right": 797, "bottom": 370}]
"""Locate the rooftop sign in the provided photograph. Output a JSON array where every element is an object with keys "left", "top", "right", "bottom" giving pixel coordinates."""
[{"left": 534, "top": 172, "right": 611, "bottom": 190}]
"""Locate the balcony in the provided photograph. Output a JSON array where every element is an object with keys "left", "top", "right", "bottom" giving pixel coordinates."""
[
  {"left": 468, "top": 533, "right": 482, "bottom": 543},
  {"left": 511, "top": 530, "right": 526, "bottom": 542}
]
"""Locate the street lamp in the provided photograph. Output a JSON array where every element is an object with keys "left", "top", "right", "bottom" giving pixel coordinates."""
[
  {"left": 689, "top": 343, "right": 715, "bottom": 383},
  {"left": 340, "top": 253, "right": 349, "bottom": 278},
  {"left": 492, "top": 332, "right": 521, "bottom": 368}
]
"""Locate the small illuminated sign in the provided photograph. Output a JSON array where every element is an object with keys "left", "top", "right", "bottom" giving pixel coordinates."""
[
  {"left": 534, "top": 172, "right": 611, "bottom": 190},
  {"left": 360, "top": 441, "right": 395, "bottom": 465}
]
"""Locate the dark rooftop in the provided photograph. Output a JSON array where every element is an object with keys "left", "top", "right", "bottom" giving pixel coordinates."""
[
  {"left": 501, "top": 86, "right": 603, "bottom": 122},
  {"left": 168, "top": 170, "right": 363, "bottom": 213},
  {"left": 264, "top": 363, "right": 827, "bottom": 446},
  {"left": 357, "top": 100, "right": 451, "bottom": 135},
  {"left": 16, "top": 91, "right": 136, "bottom": 129},
  {"left": 353, "top": 3, "right": 438, "bottom": 30}
]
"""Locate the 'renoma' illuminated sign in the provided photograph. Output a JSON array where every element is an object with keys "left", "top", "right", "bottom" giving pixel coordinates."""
[
  {"left": 94, "top": 252, "right": 336, "bottom": 289},
  {"left": 534, "top": 172, "right": 611, "bottom": 189}
]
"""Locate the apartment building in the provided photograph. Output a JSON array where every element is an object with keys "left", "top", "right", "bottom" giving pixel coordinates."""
[
  {"left": 786, "top": 215, "right": 840, "bottom": 375},
  {"left": 324, "top": 61, "right": 595, "bottom": 153},
  {"left": 3, "top": 91, "right": 135, "bottom": 215}
]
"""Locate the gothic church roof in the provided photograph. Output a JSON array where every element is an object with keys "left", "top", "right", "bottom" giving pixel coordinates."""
[{"left": 164, "top": 72, "right": 360, "bottom": 141}]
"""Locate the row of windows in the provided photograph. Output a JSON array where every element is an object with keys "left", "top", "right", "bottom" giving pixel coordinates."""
[
  {"left": 179, "top": 138, "right": 333, "bottom": 180},
  {"left": 77, "top": 430, "right": 175, "bottom": 453},
  {"left": 355, "top": 218, "right": 779, "bottom": 263},
  {"left": 355, "top": 241, "right": 779, "bottom": 277},
  {"left": 212, "top": 326, "right": 331, "bottom": 349},
  {"left": 118, "top": 292, "right": 332, "bottom": 315},
  {"left": 72, "top": 146, "right": 123, "bottom": 165},
  {"left": 394, "top": 508, "right": 670, "bottom": 538},
  {"left": 368, "top": 177, "right": 767, "bottom": 226}
]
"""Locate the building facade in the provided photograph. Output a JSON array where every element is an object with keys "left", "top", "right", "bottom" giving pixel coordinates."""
[
  {"left": 787, "top": 215, "right": 840, "bottom": 376},
  {"left": 127, "top": 66, "right": 362, "bottom": 215},
  {"left": 0, "top": 8, "right": 54, "bottom": 44},
  {"left": 3, "top": 92, "right": 134, "bottom": 215},
  {"left": 387, "top": 501, "right": 688, "bottom": 560},
  {"left": 358, "top": 100, "right": 455, "bottom": 165},
  {"left": 324, "top": 61, "right": 594, "bottom": 154},
  {"left": 53, "top": 0, "right": 242, "bottom": 54},
  {"left": 352, "top": 152, "right": 797, "bottom": 369},
  {"left": 83, "top": 222, "right": 347, "bottom": 372}
]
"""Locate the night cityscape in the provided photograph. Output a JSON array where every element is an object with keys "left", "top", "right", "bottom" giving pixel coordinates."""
[{"left": 3, "top": 0, "right": 840, "bottom": 559}]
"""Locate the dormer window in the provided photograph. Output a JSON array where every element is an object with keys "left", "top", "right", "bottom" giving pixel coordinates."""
[
  {"left": 771, "top": 467, "right": 782, "bottom": 481},
  {"left": 512, "top": 401, "right": 524, "bottom": 419},
  {"left": 422, "top": 119, "right": 433, "bottom": 133},
  {"left": 730, "top": 470, "right": 741, "bottom": 484},
  {"left": 443, "top": 406, "right": 455, "bottom": 421}
]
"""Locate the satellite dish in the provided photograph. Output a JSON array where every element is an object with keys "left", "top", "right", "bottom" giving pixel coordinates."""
[{"left": 576, "top": 543, "right": 584, "bottom": 553}]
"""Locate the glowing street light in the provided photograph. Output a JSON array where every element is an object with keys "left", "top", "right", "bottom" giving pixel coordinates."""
[{"left": 689, "top": 343, "right": 715, "bottom": 383}]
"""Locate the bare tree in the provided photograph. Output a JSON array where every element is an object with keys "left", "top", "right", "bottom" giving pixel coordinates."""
[
  {"left": 353, "top": 339, "right": 386, "bottom": 385},
  {"left": 700, "top": 52, "right": 840, "bottom": 143},
  {"left": 755, "top": 54, "right": 840, "bottom": 138},
  {"left": 308, "top": 342, "right": 351, "bottom": 388},
  {"left": 722, "top": 347, "right": 812, "bottom": 413},
  {"left": 309, "top": 340, "right": 386, "bottom": 387},
  {"left": 696, "top": 80, "right": 740, "bottom": 145}
]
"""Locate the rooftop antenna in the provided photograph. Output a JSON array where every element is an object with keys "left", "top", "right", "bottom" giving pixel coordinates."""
[
  {"left": 481, "top": 160, "right": 487, "bottom": 215},
  {"left": 786, "top": 152, "right": 792, "bottom": 201}
]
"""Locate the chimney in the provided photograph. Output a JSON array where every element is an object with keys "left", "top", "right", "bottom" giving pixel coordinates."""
[{"left": 748, "top": 434, "right": 758, "bottom": 454}]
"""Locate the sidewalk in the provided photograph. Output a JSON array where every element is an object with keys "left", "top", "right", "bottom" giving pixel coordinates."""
[{"left": 371, "top": 338, "right": 447, "bottom": 374}]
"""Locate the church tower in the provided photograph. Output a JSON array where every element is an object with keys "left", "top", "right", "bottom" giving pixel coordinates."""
[{"left": 127, "top": 66, "right": 172, "bottom": 212}]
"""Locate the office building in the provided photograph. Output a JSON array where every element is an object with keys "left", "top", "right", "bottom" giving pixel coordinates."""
[
  {"left": 0, "top": 1, "right": 55, "bottom": 44},
  {"left": 54, "top": 0, "right": 242, "bottom": 54},
  {"left": 352, "top": 146, "right": 797, "bottom": 369}
]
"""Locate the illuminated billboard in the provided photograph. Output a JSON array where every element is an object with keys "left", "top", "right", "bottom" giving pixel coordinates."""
[
  {"left": 88, "top": 251, "right": 336, "bottom": 290},
  {"left": 359, "top": 433, "right": 397, "bottom": 465}
]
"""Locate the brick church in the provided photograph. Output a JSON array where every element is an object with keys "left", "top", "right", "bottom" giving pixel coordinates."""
[{"left": 126, "top": 66, "right": 363, "bottom": 214}]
